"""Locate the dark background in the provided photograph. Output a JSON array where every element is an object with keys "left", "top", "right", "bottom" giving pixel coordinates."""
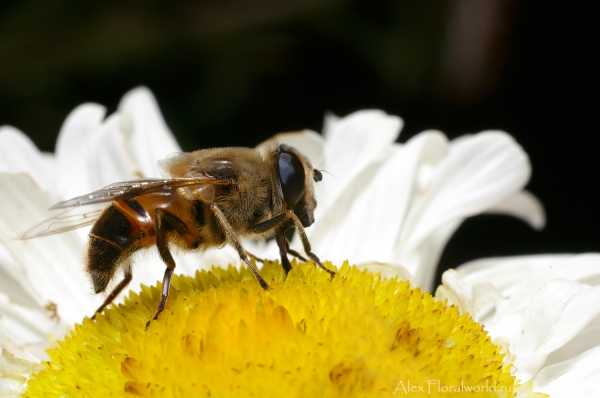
[{"left": 0, "top": 0, "right": 596, "bottom": 284}]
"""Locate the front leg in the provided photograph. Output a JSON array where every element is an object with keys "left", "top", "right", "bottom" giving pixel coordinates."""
[
  {"left": 252, "top": 211, "right": 335, "bottom": 277},
  {"left": 275, "top": 230, "right": 293, "bottom": 275}
]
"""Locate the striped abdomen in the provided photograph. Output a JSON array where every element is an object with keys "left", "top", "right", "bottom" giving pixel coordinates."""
[{"left": 87, "top": 198, "right": 150, "bottom": 293}]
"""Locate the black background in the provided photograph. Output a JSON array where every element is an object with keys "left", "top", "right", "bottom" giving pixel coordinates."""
[{"left": 0, "top": 1, "right": 596, "bottom": 285}]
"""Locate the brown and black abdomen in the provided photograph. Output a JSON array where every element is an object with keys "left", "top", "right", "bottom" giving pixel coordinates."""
[{"left": 87, "top": 204, "right": 144, "bottom": 293}]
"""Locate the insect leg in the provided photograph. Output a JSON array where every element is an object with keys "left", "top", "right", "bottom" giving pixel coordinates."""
[
  {"left": 92, "top": 262, "right": 132, "bottom": 319},
  {"left": 286, "top": 238, "right": 307, "bottom": 262},
  {"left": 289, "top": 214, "right": 336, "bottom": 277},
  {"left": 147, "top": 208, "right": 196, "bottom": 328},
  {"left": 210, "top": 203, "right": 269, "bottom": 290},
  {"left": 275, "top": 230, "right": 293, "bottom": 274},
  {"left": 251, "top": 213, "right": 297, "bottom": 274},
  {"left": 252, "top": 211, "right": 335, "bottom": 277},
  {"left": 251, "top": 212, "right": 291, "bottom": 233},
  {"left": 244, "top": 250, "right": 265, "bottom": 263}
]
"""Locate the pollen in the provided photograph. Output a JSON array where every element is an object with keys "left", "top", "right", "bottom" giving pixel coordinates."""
[{"left": 24, "top": 262, "right": 544, "bottom": 397}]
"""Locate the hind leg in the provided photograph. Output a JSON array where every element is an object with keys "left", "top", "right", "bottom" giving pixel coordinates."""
[{"left": 146, "top": 208, "right": 201, "bottom": 329}]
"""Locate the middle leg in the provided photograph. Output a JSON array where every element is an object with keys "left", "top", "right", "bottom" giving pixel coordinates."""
[{"left": 210, "top": 203, "right": 270, "bottom": 290}]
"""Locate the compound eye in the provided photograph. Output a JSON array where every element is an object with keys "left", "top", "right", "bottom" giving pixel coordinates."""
[{"left": 277, "top": 152, "right": 306, "bottom": 208}]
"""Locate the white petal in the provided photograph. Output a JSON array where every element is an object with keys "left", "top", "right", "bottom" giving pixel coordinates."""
[
  {"left": 119, "top": 245, "right": 243, "bottom": 303},
  {"left": 255, "top": 130, "right": 325, "bottom": 167},
  {"left": 192, "top": 246, "right": 242, "bottom": 271},
  {"left": 534, "top": 345, "right": 600, "bottom": 397},
  {"left": 0, "top": 373, "right": 27, "bottom": 398},
  {"left": 435, "top": 269, "right": 475, "bottom": 315},
  {"left": 0, "top": 339, "right": 43, "bottom": 398},
  {"left": 398, "top": 218, "right": 462, "bottom": 289},
  {"left": 304, "top": 131, "right": 446, "bottom": 267},
  {"left": 485, "top": 190, "right": 546, "bottom": 230},
  {"left": 245, "top": 238, "right": 280, "bottom": 263},
  {"left": 355, "top": 262, "right": 415, "bottom": 284},
  {"left": 0, "top": 292, "right": 67, "bottom": 360},
  {"left": 316, "top": 110, "right": 403, "bottom": 216},
  {"left": 511, "top": 280, "right": 600, "bottom": 380},
  {"left": 55, "top": 103, "right": 107, "bottom": 198},
  {"left": 451, "top": 254, "right": 600, "bottom": 343},
  {"left": 456, "top": 254, "right": 600, "bottom": 303},
  {"left": 455, "top": 255, "right": 570, "bottom": 295},
  {"left": 87, "top": 113, "right": 142, "bottom": 187},
  {"left": 544, "top": 313, "right": 600, "bottom": 369},
  {"left": 0, "top": 173, "right": 102, "bottom": 324},
  {"left": 118, "top": 87, "right": 182, "bottom": 177},
  {"left": 0, "top": 126, "right": 55, "bottom": 192},
  {"left": 305, "top": 144, "right": 408, "bottom": 264},
  {"left": 0, "top": 246, "right": 42, "bottom": 309},
  {"left": 452, "top": 254, "right": 600, "bottom": 381},
  {"left": 441, "top": 254, "right": 600, "bottom": 393},
  {"left": 400, "top": 132, "right": 531, "bottom": 254}
]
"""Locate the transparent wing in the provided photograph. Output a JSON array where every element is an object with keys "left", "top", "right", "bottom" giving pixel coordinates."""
[
  {"left": 50, "top": 177, "right": 229, "bottom": 210},
  {"left": 20, "top": 205, "right": 105, "bottom": 239},
  {"left": 21, "top": 176, "right": 230, "bottom": 239}
]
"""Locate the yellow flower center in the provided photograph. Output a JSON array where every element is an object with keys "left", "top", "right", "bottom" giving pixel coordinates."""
[{"left": 24, "top": 262, "right": 542, "bottom": 397}]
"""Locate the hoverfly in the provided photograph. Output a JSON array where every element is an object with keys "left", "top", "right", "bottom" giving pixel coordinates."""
[{"left": 23, "top": 144, "right": 333, "bottom": 325}]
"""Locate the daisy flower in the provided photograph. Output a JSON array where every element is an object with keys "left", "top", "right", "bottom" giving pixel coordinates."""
[{"left": 1, "top": 87, "right": 548, "bottom": 396}]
